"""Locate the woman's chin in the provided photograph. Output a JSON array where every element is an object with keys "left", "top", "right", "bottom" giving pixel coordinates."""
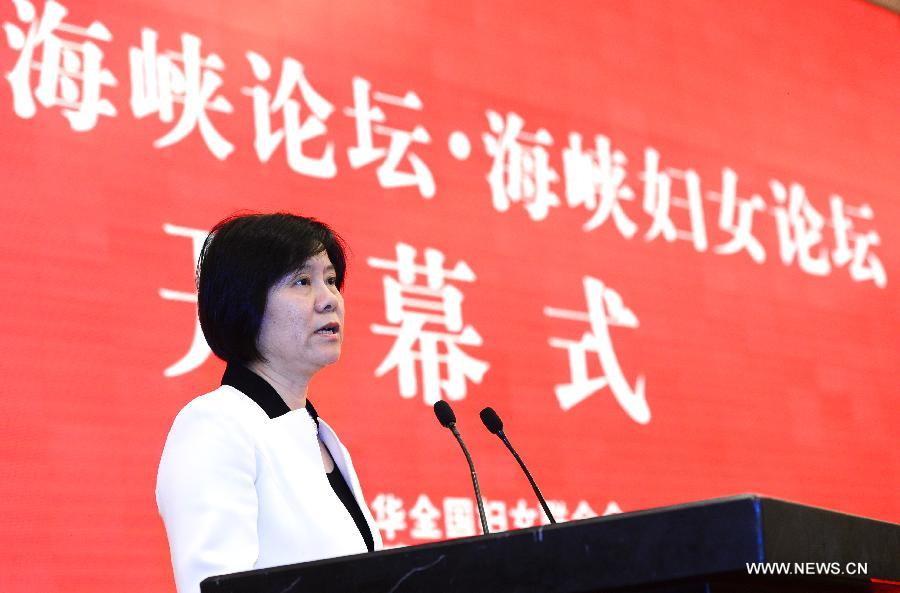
[{"left": 314, "top": 347, "right": 342, "bottom": 368}]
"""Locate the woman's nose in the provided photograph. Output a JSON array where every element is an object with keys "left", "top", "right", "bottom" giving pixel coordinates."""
[{"left": 316, "top": 282, "right": 338, "bottom": 312}]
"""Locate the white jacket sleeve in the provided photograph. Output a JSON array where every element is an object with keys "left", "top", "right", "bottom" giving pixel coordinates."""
[{"left": 156, "top": 402, "right": 260, "bottom": 593}]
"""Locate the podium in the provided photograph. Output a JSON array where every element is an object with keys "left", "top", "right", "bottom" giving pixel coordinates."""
[{"left": 201, "top": 495, "right": 900, "bottom": 592}]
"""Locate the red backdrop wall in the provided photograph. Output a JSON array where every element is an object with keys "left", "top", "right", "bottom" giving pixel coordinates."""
[{"left": 1, "top": 1, "right": 898, "bottom": 591}]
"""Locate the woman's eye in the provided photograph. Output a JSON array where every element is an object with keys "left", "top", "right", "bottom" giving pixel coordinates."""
[
  {"left": 326, "top": 276, "right": 337, "bottom": 285},
  {"left": 295, "top": 277, "right": 311, "bottom": 286}
]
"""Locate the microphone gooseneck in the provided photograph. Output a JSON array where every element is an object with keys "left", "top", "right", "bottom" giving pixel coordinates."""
[
  {"left": 479, "top": 406, "right": 556, "bottom": 525},
  {"left": 433, "top": 401, "right": 490, "bottom": 535}
]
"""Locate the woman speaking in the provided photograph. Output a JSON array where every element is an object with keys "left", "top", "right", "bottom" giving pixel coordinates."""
[{"left": 156, "top": 213, "right": 382, "bottom": 593}]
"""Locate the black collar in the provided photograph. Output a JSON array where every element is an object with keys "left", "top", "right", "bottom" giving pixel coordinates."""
[{"left": 221, "top": 363, "right": 319, "bottom": 424}]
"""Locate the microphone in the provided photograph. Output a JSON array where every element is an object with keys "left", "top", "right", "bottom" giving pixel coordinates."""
[
  {"left": 479, "top": 407, "right": 556, "bottom": 524},
  {"left": 433, "top": 401, "right": 490, "bottom": 535}
]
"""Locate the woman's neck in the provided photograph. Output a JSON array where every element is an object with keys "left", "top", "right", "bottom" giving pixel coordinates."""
[{"left": 247, "top": 362, "right": 309, "bottom": 411}]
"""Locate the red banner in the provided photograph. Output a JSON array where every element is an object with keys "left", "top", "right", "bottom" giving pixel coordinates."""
[{"left": 1, "top": 1, "right": 898, "bottom": 592}]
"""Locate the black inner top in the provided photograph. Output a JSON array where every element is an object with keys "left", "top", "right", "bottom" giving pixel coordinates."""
[{"left": 221, "top": 364, "right": 375, "bottom": 553}]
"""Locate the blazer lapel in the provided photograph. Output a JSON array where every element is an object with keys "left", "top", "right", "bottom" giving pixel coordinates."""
[{"left": 317, "top": 418, "right": 384, "bottom": 550}]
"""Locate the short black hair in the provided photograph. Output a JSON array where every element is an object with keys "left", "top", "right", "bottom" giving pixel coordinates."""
[{"left": 197, "top": 212, "right": 348, "bottom": 365}]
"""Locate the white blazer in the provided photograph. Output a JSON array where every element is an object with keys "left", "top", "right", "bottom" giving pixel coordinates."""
[{"left": 156, "top": 385, "right": 383, "bottom": 593}]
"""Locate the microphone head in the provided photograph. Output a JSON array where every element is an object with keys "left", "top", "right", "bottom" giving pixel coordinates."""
[
  {"left": 433, "top": 400, "right": 457, "bottom": 428},
  {"left": 479, "top": 407, "right": 503, "bottom": 434}
]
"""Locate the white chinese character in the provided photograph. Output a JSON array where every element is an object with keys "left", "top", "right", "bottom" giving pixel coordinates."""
[
  {"left": 562, "top": 133, "right": 637, "bottom": 237},
  {"left": 129, "top": 29, "right": 234, "bottom": 160},
  {"left": 570, "top": 500, "right": 598, "bottom": 520},
  {"left": 830, "top": 196, "right": 886, "bottom": 288},
  {"left": 408, "top": 494, "right": 442, "bottom": 540},
  {"left": 482, "top": 110, "right": 560, "bottom": 221},
  {"left": 484, "top": 499, "right": 508, "bottom": 533},
  {"left": 545, "top": 276, "right": 650, "bottom": 424},
  {"left": 443, "top": 497, "right": 476, "bottom": 538},
  {"left": 508, "top": 499, "right": 539, "bottom": 529},
  {"left": 4, "top": 0, "right": 116, "bottom": 130},
  {"left": 602, "top": 501, "right": 623, "bottom": 515},
  {"left": 709, "top": 167, "right": 766, "bottom": 263},
  {"left": 369, "top": 243, "right": 489, "bottom": 405},
  {"left": 160, "top": 223, "right": 212, "bottom": 377},
  {"left": 369, "top": 493, "right": 407, "bottom": 542},
  {"left": 641, "top": 147, "right": 707, "bottom": 251},
  {"left": 344, "top": 76, "right": 434, "bottom": 197},
  {"left": 771, "top": 180, "right": 830, "bottom": 276},
  {"left": 540, "top": 500, "right": 568, "bottom": 525},
  {"left": 242, "top": 52, "right": 336, "bottom": 178}
]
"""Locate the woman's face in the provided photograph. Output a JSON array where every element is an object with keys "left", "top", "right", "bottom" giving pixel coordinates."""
[{"left": 255, "top": 251, "right": 344, "bottom": 381}]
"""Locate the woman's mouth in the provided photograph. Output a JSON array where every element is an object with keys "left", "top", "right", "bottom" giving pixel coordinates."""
[{"left": 315, "top": 322, "right": 340, "bottom": 335}]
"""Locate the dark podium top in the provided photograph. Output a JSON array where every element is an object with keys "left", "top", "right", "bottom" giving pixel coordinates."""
[{"left": 201, "top": 495, "right": 900, "bottom": 593}]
